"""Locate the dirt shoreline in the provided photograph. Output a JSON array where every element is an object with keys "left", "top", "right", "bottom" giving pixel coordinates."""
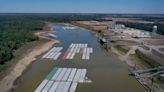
[{"left": 0, "top": 31, "right": 58, "bottom": 92}]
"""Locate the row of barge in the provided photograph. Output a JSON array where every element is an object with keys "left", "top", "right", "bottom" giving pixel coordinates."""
[
  {"left": 42, "top": 43, "right": 93, "bottom": 60},
  {"left": 35, "top": 67, "right": 90, "bottom": 92}
]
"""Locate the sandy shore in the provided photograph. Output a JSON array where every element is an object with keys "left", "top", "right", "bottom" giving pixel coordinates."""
[
  {"left": 0, "top": 32, "right": 58, "bottom": 92},
  {"left": 111, "top": 47, "right": 136, "bottom": 67}
]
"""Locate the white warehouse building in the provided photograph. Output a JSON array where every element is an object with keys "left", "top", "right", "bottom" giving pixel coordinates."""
[
  {"left": 107, "top": 22, "right": 125, "bottom": 30},
  {"left": 120, "top": 28, "right": 151, "bottom": 38}
]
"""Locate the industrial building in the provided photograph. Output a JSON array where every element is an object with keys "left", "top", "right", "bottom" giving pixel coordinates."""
[
  {"left": 107, "top": 21, "right": 125, "bottom": 30},
  {"left": 119, "top": 28, "right": 151, "bottom": 38},
  {"left": 107, "top": 21, "right": 151, "bottom": 38}
]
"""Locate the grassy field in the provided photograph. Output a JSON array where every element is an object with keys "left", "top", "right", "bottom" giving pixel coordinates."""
[
  {"left": 114, "top": 45, "right": 129, "bottom": 54},
  {"left": 135, "top": 50, "right": 160, "bottom": 68}
]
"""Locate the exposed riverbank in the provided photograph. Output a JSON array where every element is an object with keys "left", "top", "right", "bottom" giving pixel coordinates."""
[
  {"left": 72, "top": 22, "right": 136, "bottom": 67},
  {"left": 72, "top": 22, "right": 158, "bottom": 68},
  {"left": 14, "top": 24, "right": 146, "bottom": 92},
  {"left": 0, "top": 31, "right": 58, "bottom": 92}
]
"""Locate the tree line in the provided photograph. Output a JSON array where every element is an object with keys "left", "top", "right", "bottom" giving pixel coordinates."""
[
  {"left": 0, "top": 13, "right": 163, "bottom": 65},
  {"left": 0, "top": 16, "right": 43, "bottom": 64},
  {"left": 0, "top": 13, "right": 104, "bottom": 65}
]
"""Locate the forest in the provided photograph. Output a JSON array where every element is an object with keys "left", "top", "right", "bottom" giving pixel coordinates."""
[
  {"left": 0, "top": 15, "right": 43, "bottom": 64},
  {"left": 0, "top": 13, "right": 164, "bottom": 65},
  {"left": 0, "top": 13, "right": 104, "bottom": 65}
]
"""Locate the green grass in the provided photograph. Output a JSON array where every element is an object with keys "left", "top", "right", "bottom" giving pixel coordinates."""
[
  {"left": 115, "top": 45, "right": 129, "bottom": 54},
  {"left": 135, "top": 50, "right": 160, "bottom": 68}
]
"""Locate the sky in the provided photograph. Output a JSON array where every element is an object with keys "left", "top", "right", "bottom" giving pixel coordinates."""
[{"left": 0, "top": 0, "right": 164, "bottom": 14}]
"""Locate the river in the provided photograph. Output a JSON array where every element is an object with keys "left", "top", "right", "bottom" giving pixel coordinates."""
[{"left": 14, "top": 24, "right": 146, "bottom": 92}]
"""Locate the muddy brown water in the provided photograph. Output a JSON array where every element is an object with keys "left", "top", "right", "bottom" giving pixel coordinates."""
[{"left": 14, "top": 24, "right": 146, "bottom": 92}]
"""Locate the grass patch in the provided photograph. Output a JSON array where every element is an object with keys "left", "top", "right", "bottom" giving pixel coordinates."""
[
  {"left": 115, "top": 45, "right": 129, "bottom": 54},
  {"left": 135, "top": 50, "right": 160, "bottom": 68}
]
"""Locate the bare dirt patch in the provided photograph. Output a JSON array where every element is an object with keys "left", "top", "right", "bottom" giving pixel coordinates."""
[
  {"left": 159, "top": 48, "right": 164, "bottom": 52},
  {"left": 142, "top": 38, "right": 164, "bottom": 45}
]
